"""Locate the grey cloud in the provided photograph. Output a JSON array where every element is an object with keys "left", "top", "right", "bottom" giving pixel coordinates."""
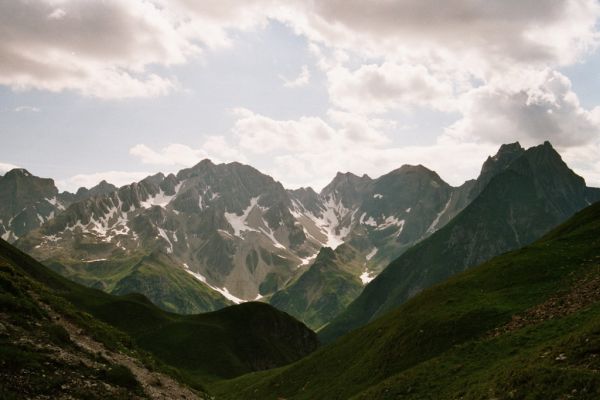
[
  {"left": 308, "top": 0, "right": 595, "bottom": 66},
  {"left": 446, "top": 70, "right": 600, "bottom": 147}
]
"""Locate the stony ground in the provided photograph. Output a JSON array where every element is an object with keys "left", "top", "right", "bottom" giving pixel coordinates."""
[
  {"left": 0, "top": 260, "right": 205, "bottom": 400},
  {"left": 490, "top": 263, "right": 600, "bottom": 338}
]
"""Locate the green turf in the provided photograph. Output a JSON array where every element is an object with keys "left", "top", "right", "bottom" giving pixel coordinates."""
[
  {"left": 210, "top": 201, "right": 600, "bottom": 399},
  {"left": 0, "top": 237, "right": 318, "bottom": 390}
]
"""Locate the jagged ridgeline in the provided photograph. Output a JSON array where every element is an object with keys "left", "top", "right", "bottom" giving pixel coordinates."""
[
  {"left": 6, "top": 141, "right": 600, "bottom": 331},
  {"left": 10, "top": 155, "right": 472, "bottom": 325}
]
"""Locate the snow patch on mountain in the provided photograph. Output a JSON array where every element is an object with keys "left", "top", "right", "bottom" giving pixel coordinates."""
[
  {"left": 360, "top": 269, "right": 376, "bottom": 285},
  {"left": 224, "top": 197, "right": 261, "bottom": 237},
  {"left": 360, "top": 212, "right": 377, "bottom": 227},
  {"left": 157, "top": 228, "right": 174, "bottom": 254},
  {"left": 46, "top": 196, "right": 65, "bottom": 210},
  {"left": 298, "top": 253, "right": 318, "bottom": 268},
  {"left": 375, "top": 216, "right": 405, "bottom": 231},
  {"left": 260, "top": 226, "right": 286, "bottom": 249},
  {"left": 427, "top": 193, "right": 453, "bottom": 234},
  {"left": 140, "top": 183, "right": 182, "bottom": 209},
  {"left": 311, "top": 197, "right": 353, "bottom": 249},
  {"left": 366, "top": 247, "right": 378, "bottom": 261},
  {"left": 183, "top": 264, "right": 245, "bottom": 304}
]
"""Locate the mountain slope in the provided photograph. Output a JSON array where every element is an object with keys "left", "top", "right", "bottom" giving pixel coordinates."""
[
  {"left": 277, "top": 164, "right": 463, "bottom": 327},
  {"left": 212, "top": 200, "right": 600, "bottom": 400},
  {"left": 47, "top": 252, "right": 232, "bottom": 314},
  {"left": 269, "top": 246, "right": 364, "bottom": 330},
  {"left": 0, "top": 237, "right": 318, "bottom": 390},
  {"left": 0, "top": 240, "right": 205, "bottom": 399},
  {"left": 320, "top": 141, "right": 597, "bottom": 342}
]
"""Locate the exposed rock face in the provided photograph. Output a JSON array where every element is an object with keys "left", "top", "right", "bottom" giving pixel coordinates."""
[
  {"left": 0, "top": 168, "right": 65, "bottom": 242},
  {"left": 0, "top": 170, "right": 119, "bottom": 242},
  {"left": 18, "top": 158, "right": 465, "bottom": 307}
]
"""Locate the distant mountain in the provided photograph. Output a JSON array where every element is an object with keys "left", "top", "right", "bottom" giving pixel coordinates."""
[
  {"left": 17, "top": 158, "right": 465, "bottom": 320},
  {"left": 320, "top": 141, "right": 599, "bottom": 342},
  {"left": 0, "top": 169, "right": 116, "bottom": 242},
  {"left": 0, "top": 236, "right": 318, "bottom": 398},
  {"left": 67, "top": 179, "right": 118, "bottom": 203},
  {"left": 274, "top": 164, "right": 469, "bottom": 327},
  {"left": 212, "top": 199, "right": 600, "bottom": 400},
  {"left": 0, "top": 168, "right": 66, "bottom": 242}
]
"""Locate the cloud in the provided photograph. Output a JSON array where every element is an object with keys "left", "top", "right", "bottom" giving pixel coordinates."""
[
  {"left": 562, "top": 142, "right": 600, "bottom": 187},
  {"left": 232, "top": 107, "right": 390, "bottom": 155},
  {"left": 14, "top": 106, "right": 40, "bottom": 113},
  {"left": 268, "top": 139, "right": 498, "bottom": 190},
  {"left": 56, "top": 171, "right": 151, "bottom": 192},
  {"left": 130, "top": 143, "right": 204, "bottom": 166},
  {"left": 0, "top": 0, "right": 205, "bottom": 98},
  {"left": 3, "top": 0, "right": 597, "bottom": 98},
  {"left": 129, "top": 135, "right": 247, "bottom": 167},
  {"left": 293, "top": 0, "right": 600, "bottom": 71},
  {"left": 226, "top": 108, "right": 494, "bottom": 188},
  {"left": 446, "top": 69, "right": 600, "bottom": 148},
  {"left": 1, "top": 0, "right": 598, "bottom": 101},
  {"left": 280, "top": 65, "right": 310, "bottom": 88},
  {"left": 326, "top": 62, "right": 456, "bottom": 114}
]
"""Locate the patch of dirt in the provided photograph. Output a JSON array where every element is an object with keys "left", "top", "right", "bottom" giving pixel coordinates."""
[
  {"left": 489, "top": 265, "right": 600, "bottom": 338},
  {"left": 35, "top": 298, "right": 202, "bottom": 400}
]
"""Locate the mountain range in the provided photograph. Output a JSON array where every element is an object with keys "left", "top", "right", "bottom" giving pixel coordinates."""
[
  {"left": 3, "top": 140, "right": 600, "bottom": 399},
  {"left": 5, "top": 141, "right": 600, "bottom": 332}
]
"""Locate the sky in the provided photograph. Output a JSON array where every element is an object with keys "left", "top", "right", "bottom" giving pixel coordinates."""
[{"left": 1, "top": 0, "right": 600, "bottom": 192}]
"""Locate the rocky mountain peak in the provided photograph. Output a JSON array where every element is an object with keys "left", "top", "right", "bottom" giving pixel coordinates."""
[
  {"left": 470, "top": 141, "right": 526, "bottom": 199},
  {"left": 74, "top": 180, "right": 117, "bottom": 201},
  {"left": 480, "top": 142, "right": 525, "bottom": 176},
  {"left": 320, "top": 171, "right": 372, "bottom": 199},
  {"left": 0, "top": 168, "right": 58, "bottom": 199}
]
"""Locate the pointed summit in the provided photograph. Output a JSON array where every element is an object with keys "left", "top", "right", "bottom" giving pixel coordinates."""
[
  {"left": 470, "top": 142, "right": 525, "bottom": 199},
  {"left": 320, "top": 171, "right": 371, "bottom": 198},
  {"left": 74, "top": 180, "right": 117, "bottom": 201}
]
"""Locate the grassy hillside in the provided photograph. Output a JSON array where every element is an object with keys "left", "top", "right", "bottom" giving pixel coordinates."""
[
  {"left": 47, "top": 252, "right": 231, "bottom": 314},
  {"left": 211, "top": 200, "right": 600, "bottom": 399},
  {"left": 0, "top": 244, "right": 204, "bottom": 398},
  {"left": 269, "top": 246, "right": 364, "bottom": 330},
  {"left": 321, "top": 143, "right": 594, "bottom": 343},
  {"left": 0, "top": 238, "right": 318, "bottom": 392}
]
